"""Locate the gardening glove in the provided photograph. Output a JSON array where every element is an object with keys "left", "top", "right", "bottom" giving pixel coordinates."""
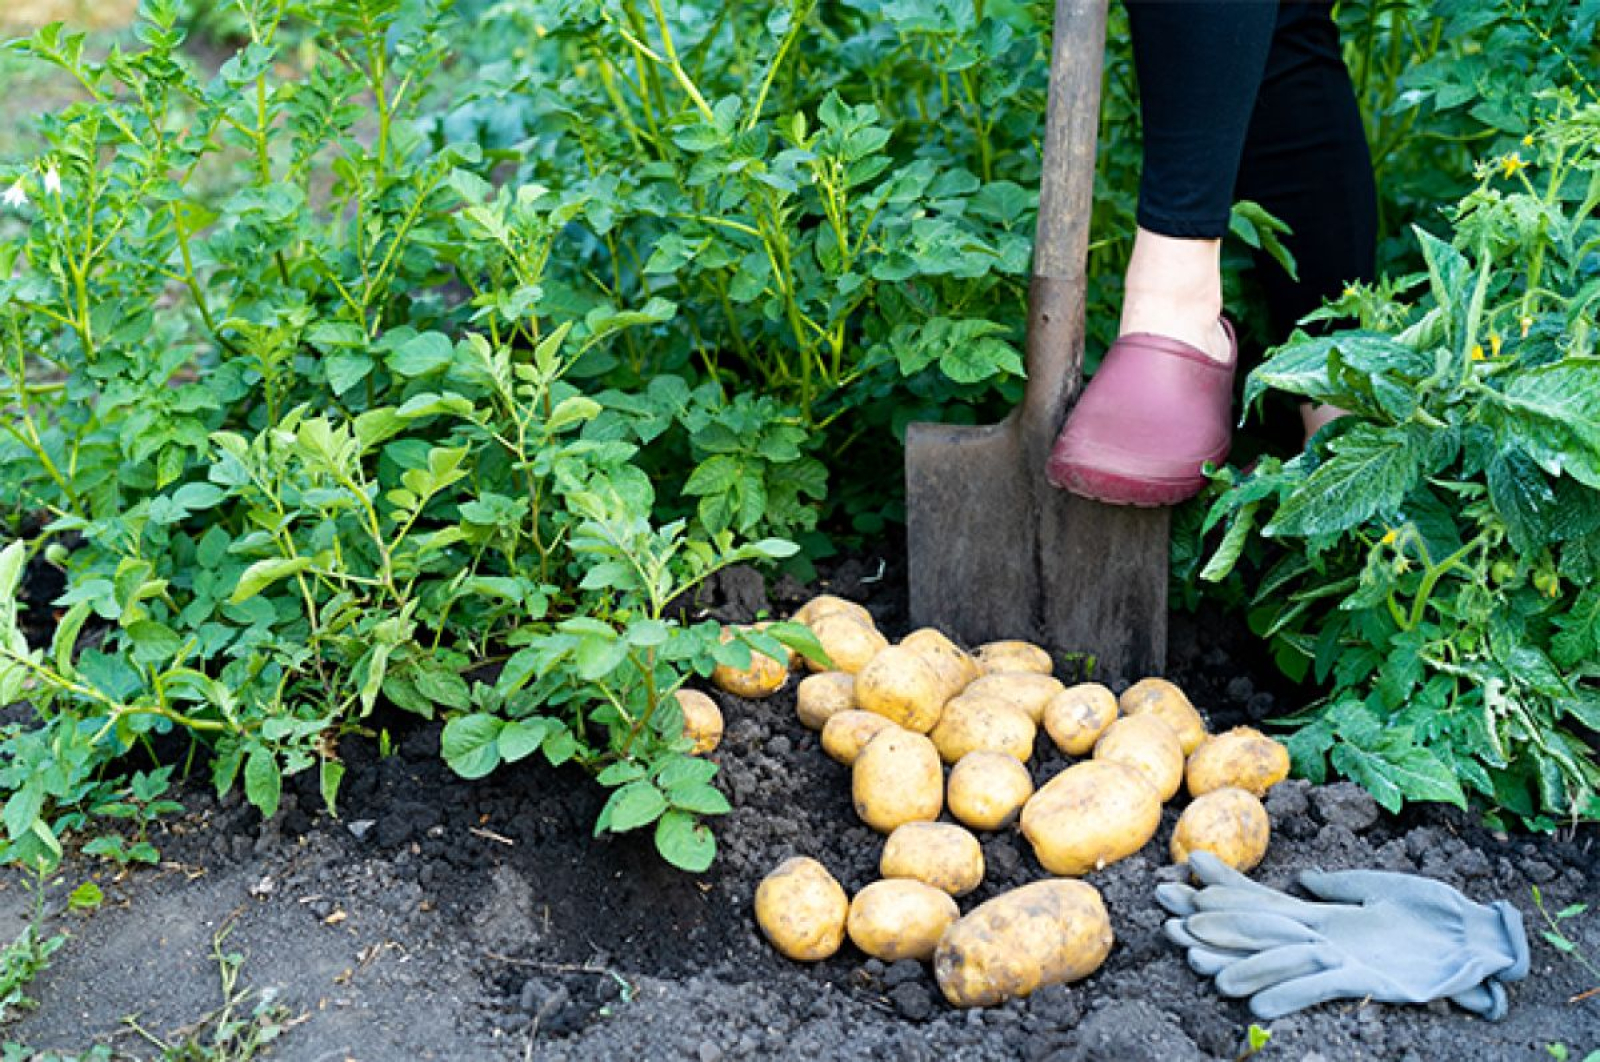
[{"left": 1157, "top": 852, "right": 1530, "bottom": 1021}]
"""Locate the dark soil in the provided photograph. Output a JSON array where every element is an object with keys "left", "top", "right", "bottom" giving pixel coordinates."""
[{"left": 3, "top": 549, "right": 1597, "bottom": 1061}]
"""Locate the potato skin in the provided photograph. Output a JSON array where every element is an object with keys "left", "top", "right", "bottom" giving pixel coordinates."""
[
  {"left": 797, "top": 671, "right": 856, "bottom": 731},
  {"left": 974, "top": 640, "right": 1054, "bottom": 676},
  {"left": 1186, "top": 726, "right": 1291, "bottom": 798},
  {"left": 853, "top": 729, "right": 944, "bottom": 833},
  {"left": 754, "top": 856, "right": 849, "bottom": 961},
  {"left": 930, "top": 693, "right": 1037, "bottom": 765},
  {"left": 847, "top": 879, "right": 960, "bottom": 962},
  {"left": 1092, "top": 714, "right": 1184, "bottom": 802},
  {"left": 1042, "top": 683, "right": 1119, "bottom": 756},
  {"left": 805, "top": 613, "right": 888, "bottom": 674},
  {"left": 947, "top": 752, "right": 1035, "bottom": 831},
  {"left": 1120, "top": 677, "right": 1208, "bottom": 755},
  {"left": 820, "top": 710, "right": 898, "bottom": 765},
  {"left": 1171, "top": 787, "right": 1271, "bottom": 872},
  {"left": 1021, "top": 761, "right": 1161, "bottom": 876},
  {"left": 855, "top": 646, "right": 946, "bottom": 733},
  {"left": 879, "top": 821, "right": 985, "bottom": 896},
  {"left": 794, "top": 594, "right": 873, "bottom": 628},
  {"left": 675, "top": 689, "right": 723, "bottom": 755},
  {"left": 934, "top": 879, "right": 1114, "bottom": 1007},
  {"left": 900, "top": 628, "right": 982, "bottom": 700},
  {"left": 963, "top": 672, "right": 1065, "bottom": 724},
  {"left": 711, "top": 627, "right": 790, "bottom": 699}
]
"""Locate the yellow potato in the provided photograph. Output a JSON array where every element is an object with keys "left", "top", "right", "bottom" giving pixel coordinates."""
[
  {"left": 1092, "top": 714, "right": 1184, "bottom": 802},
  {"left": 1020, "top": 761, "right": 1161, "bottom": 876},
  {"left": 1120, "top": 677, "right": 1208, "bottom": 755},
  {"left": 1042, "top": 682, "right": 1119, "bottom": 756},
  {"left": 711, "top": 627, "right": 790, "bottom": 699},
  {"left": 793, "top": 594, "right": 873, "bottom": 628},
  {"left": 900, "top": 628, "right": 982, "bottom": 700},
  {"left": 754, "top": 857, "right": 848, "bottom": 961},
  {"left": 1186, "top": 726, "right": 1291, "bottom": 799},
  {"left": 820, "top": 710, "right": 899, "bottom": 765},
  {"left": 854, "top": 645, "right": 946, "bottom": 733},
  {"left": 853, "top": 729, "right": 944, "bottom": 833},
  {"left": 879, "top": 821, "right": 985, "bottom": 897},
  {"left": 962, "top": 672, "right": 1065, "bottom": 724},
  {"left": 805, "top": 612, "right": 888, "bottom": 674},
  {"left": 929, "top": 693, "right": 1037, "bottom": 765},
  {"left": 947, "top": 752, "right": 1035, "bottom": 831},
  {"left": 796, "top": 671, "right": 856, "bottom": 731},
  {"left": 1171, "top": 787, "right": 1271, "bottom": 873},
  {"left": 675, "top": 689, "right": 723, "bottom": 755},
  {"left": 974, "top": 640, "right": 1054, "bottom": 676},
  {"left": 933, "top": 879, "right": 1114, "bottom": 1007},
  {"left": 847, "top": 879, "right": 960, "bottom": 962}
]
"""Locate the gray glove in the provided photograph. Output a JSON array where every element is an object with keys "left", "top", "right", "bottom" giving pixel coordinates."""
[{"left": 1157, "top": 852, "right": 1530, "bottom": 1021}]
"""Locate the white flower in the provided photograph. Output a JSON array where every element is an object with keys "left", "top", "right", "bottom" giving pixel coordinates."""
[
  {"left": 42, "top": 167, "right": 60, "bottom": 195},
  {"left": 1, "top": 180, "right": 26, "bottom": 209}
]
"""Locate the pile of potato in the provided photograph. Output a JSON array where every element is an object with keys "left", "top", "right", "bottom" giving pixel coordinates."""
[{"left": 727, "top": 593, "right": 1292, "bottom": 1009}]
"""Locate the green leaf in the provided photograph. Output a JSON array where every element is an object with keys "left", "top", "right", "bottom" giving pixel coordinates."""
[
  {"left": 1492, "top": 360, "right": 1600, "bottom": 488},
  {"left": 498, "top": 718, "right": 552, "bottom": 763},
  {"left": 125, "top": 620, "right": 182, "bottom": 665},
  {"left": 388, "top": 332, "right": 456, "bottom": 377},
  {"left": 654, "top": 809, "right": 715, "bottom": 872},
  {"left": 320, "top": 759, "right": 345, "bottom": 818},
  {"left": 51, "top": 600, "right": 92, "bottom": 676},
  {"left": 1266, "top": 425, "right": 1421, "bottom": 538},
  {"left": 4, "top": 781, "right": 45, "bottom": 841},
  {"left": 441, "top": 714, "right": 505, "bottom": 779},
  {"left": 666, "top": 781, "right": 731, "bottom": 815},
  {"left": 412, "top": 663, "right": 472, "bottom": 711},
  {"left": 602, "top": 780, "right": 668, "bottom": 833},
  {"left": 68, "top": 880, "right": 104, "bottom": 911},
  {"left": 230, "top": 557, "right": 312, "bottom": 604},
  {"left": 244, "top": 748, "right": 282, "bottom": 819},
  {"left": 1331, "top": 736, "right": 1466, "bottom": 813}
]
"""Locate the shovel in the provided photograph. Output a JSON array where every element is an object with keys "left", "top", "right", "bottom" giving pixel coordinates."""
[{"left": 905, "top": 0, "right": 1168, "bottom": 683}]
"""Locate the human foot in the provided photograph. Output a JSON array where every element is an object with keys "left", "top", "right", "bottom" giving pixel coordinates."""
[{"left": 1046, "top": 320, "right": 1237, "bottom": 507}]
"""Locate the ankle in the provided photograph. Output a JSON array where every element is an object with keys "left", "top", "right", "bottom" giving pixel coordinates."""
[{"left": 1119, "top": 296, "right": 1231, "bottom": 363}]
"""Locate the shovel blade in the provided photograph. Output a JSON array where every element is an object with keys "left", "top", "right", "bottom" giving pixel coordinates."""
[{"left": 905, "top": 417, "right": 1168, "bottom": 683}]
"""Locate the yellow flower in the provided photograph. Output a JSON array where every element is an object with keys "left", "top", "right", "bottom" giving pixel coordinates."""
[
  {"left": 1380, "top": 528, "right": 1399, "bottom": 546},
  {"left": 1521, "top": 133, "right": 1535, "bottom": 147},
  {"left": 1499, "top": 153, "right": 1528, "bottom": 178},
  {"left": 1490, "top": 332, "right": 1502, "bottom": 357},
  {"left": 1470, "top": 344, "right": 1485, "bottom": 361}
]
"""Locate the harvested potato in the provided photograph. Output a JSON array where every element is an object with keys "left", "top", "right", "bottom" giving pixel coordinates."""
[
  {"left": 675, "top": 689, "right": 723, "bottom": 755},
  {"left": 711, "top": 627, "right": 790, "bottom": 699},
  {"left": 879, "top": 821, "right": 985, "bottom": 896},
  {"left": 934, "top": 879, "right": 1113, "bottom": 1007},
  {"left": 900, "top": 628, "right": 982, "bottom": 699},
  {"left": 805, "top": 612, "right": 888, "bottom": 674},
  {"left": 754, "top": 856, "right": 850, "bottom": 961},
  {"left": 847, "top": 879, "right": 960, "bottom": 962},
  {"left": 947, "top": 752, "right": 1034, "bottom": 831},
  {"left": 1092, "top": 714, "right": 1184, "bottom": 801},
  {"left": 797, "top": 671, "right": 856, "bottom": 731},
  {"left": 1186, "top": 726, "right": 1291, "bottom": 799},
  {"left": 1171, "top": 787, "right": 1271, "bottom": 873},
  {"left": 1120, "top": 677, "right": 1208, "bottom": 755},
  {"left": 962, "top": 672, "right": 1064, "bottom": 724},
  {"left": 821, "top": 710, "right": 899, "bottom": 765},
  {"left": 930, "top": 693, "right": 1037, "bottom": 765},
  {"left": 1021, "top": 760, "right": 1161, "bottom": 876},
  {"left": 794, "top": 594, "right": 874, "bottom": 629},
  {"left": 974, "top": 639, "right": 1053, "bottom": 676},
  {"left": 853, "top": 729, "right": 944, "bottom": 832},
  {"left": 1042, "top": 683, "right": 1119, "bottom": 756},
  {"left": 855, "top": 646, "right": 946, "bottom": 733}
]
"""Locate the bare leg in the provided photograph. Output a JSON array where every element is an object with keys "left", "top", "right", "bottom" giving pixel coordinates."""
[
  {"left": 1300, "top": 402, "right": 1346, "bottom": 441},
  {"left": 1120, "top": 228, "right": 1233, "bottom": 364}
]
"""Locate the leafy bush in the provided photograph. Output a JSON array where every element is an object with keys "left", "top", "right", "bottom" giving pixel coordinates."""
[{"left": 1201, "top": 94, "right": 1600, "bottom": 828}]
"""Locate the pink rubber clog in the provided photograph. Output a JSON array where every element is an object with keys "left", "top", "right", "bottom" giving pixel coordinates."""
[{"left": 1046, "top": 321, "right": 1237, "bottom": 507}]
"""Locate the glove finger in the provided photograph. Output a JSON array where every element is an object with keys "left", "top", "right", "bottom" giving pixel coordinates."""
[
  {"left": 1449, "top": 979, "right": 1509, "bottom": 1022},
  {"left": 1185, "top": 911, "right": 1322, "bottom": 951},
  {"left": 1190, "top": 887, "right": 1315, "bottom": 921},
  {"left": 1165, "top": 918, "right": 1255, "bottom": 959},
  {"left": 1156, "top": 882, "right": 1200, "bottom": 917},
  {"left": 1298, "top": 867, "right": 1450, "bottom": 906},
  {"left": 1188, "top": 944, "right": 1252, "bottom": 978},
  {"left": 1214, "top": 943, "right": 1329, "bottom": 997},
  {"left": 1187, "top": 851, "right": 1276, "bottom": 893},
  {"left": 1248, "top": 966, "right": 1376, "bottom": 1020}
]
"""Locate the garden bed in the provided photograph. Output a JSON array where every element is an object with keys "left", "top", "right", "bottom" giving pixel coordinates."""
[{"left": 4, "top": 551, "right": 1595, "bottom": 1061}]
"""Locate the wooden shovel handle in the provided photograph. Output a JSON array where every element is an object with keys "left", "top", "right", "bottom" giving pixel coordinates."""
[{"left": 1021, "top": 0, "right": 1109, "bottom": 453}]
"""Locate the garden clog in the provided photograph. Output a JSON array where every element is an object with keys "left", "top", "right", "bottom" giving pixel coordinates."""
[{"left": 1045, "top": 320, "right": 1236, "bottom": 506}]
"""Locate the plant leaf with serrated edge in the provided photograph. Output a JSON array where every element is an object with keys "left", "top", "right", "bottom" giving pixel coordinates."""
[{"left": 1266, "top": 424, "right": 1421, "bottom": 538}]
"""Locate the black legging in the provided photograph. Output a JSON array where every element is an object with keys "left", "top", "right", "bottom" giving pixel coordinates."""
[{"left": 1127, "top": 0, "right": 1377, "bottom": 335}]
